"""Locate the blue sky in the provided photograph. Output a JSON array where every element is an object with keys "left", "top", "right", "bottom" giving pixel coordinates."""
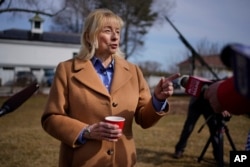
[
  {"left": 1, "top": 0, "right": 250, "bottom": 72},
  {"left": 133, "top": 0, "right": 250, "bottom": 71}
]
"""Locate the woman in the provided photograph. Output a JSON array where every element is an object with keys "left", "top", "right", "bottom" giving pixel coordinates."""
[{"left": 41, "top": 8, "right": 180, "bottom": 167}]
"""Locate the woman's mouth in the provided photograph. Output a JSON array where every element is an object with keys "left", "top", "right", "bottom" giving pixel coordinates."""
[{"left": 109, "top": 44, "right": 118, "bottom": 49}]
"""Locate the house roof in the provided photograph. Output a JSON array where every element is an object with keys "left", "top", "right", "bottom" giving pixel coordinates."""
[
  {"left": 178, "top": 54, "right": 226, "bottom": 68},
  {"left": 29, "top": 13, "right": 44, "bottom": 22},
  {"left": 0, "top": 29, "right": 81, "bottom": 44}
]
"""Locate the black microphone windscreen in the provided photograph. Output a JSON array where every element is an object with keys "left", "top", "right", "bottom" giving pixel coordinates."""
[
  {"left": 180, "top": 76, "right": 189, "bottom": 88},
  {"left": 220, "top": 43, "right": 247, "bottom": 68},
  {"left": 0, "top": 82, "right": 39, "bottom": 117},
  {"left": 220, "top": 44, "right": 235, "bottom": 68}
]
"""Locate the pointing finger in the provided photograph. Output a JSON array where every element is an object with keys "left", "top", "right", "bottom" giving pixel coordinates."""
[{"left": 166, "top": 73, "right": 181, "bottom": 82}]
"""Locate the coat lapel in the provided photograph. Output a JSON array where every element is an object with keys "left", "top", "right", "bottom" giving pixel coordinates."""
[
  {"left": 72, "top": 58, "right": 110, "bottom": 98},
  {"left": 110, "top": 56, "right": 132, "bottom": 94},
  {"left": 72, "top": 56, "right": 132, "bottom": 97}
]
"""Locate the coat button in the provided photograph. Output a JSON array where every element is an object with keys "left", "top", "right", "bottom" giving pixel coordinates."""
[
  {"left": 107, "top": 149, "right": 114, "bottom": 155},
  {"left": 112, "top": 102, "right": 118, "bottom": 107}
]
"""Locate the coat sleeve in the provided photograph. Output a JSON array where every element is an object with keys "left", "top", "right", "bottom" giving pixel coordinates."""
[
  {"left": 41, "top": 62, "right": 86, "bottom": 148},
  {"left": 133, "top": 65, "right": 169, "bottom": 129}
]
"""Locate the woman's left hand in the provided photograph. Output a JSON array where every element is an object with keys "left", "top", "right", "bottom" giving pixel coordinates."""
[{"left": 154, "top": 73, "right": 181, "bottom": 101}]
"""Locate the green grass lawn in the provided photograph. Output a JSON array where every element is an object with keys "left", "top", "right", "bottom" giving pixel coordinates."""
[{"left": 0, "top": 95, "right": 249, "bottom": 167}]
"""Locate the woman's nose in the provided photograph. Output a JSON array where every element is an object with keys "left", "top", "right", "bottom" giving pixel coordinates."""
[{"left": 111, "top": 32, "right": 118, "bottom": 40}]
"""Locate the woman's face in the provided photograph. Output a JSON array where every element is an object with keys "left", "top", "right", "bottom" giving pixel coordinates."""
[{"left": 95, "top": 24, "right": 120, "bottom": 57}]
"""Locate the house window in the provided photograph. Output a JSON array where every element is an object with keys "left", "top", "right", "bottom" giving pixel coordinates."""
[
  {"left": 34, "top": 21, "right": 41, "bottom": 29},
  {"left": 3, "top": 67, "right": 14, "bottom": 70},
  {"left": 73, "top": 52, "right": 78, "bottom": 58},
  {"left": 31, "top": 68, "right": 40, "bottom": 71}
]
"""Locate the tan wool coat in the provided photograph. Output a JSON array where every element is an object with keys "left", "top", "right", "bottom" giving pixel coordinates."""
[{"left": 41, "top": 55, "right": 169, "bottom": 167}]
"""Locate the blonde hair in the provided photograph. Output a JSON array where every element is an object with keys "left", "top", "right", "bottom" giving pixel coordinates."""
[{"left": 77, "top": 9, "right": 124, "bottom": 60}]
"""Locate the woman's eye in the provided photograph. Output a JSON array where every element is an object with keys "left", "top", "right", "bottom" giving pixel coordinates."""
[{"left": 104, "top": 29, "right": 111, "bottom": 33}]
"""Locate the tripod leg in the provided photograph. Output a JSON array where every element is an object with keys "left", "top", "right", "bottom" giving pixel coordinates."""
[
  {"left": 198, "top": 124, "right": 225, "bottom": 166},
  {"left": 198, "top": 136, "right": 211, "bottom": 163},
  {"left": 218, "top": 127, "right": 224, "bottom": 167},
  {"left": 224, "top": 125, "right": 237, "bottom": 151}
]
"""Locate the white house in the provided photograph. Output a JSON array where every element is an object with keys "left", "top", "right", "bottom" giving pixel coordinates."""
[
  {"left": 178, "top": 55, "right": 233, "bottom": 80},
  {"left": 0, "top": 14, "right": 81, "bottom": 86}
]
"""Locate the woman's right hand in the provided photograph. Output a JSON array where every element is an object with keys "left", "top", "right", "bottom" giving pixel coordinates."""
[{"left": 86, "top": 122, "right": 123, "bottom": 142}]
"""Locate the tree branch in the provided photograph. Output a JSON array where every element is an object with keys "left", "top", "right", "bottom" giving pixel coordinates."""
[
  {"left": 0, "top": 5, "right": 67, "bottom": 17},
  {"left": 0, "top": 0, "right": 5, "bottom": 6}
]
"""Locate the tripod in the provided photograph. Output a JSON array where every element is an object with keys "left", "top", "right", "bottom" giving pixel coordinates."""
[{"left": 197, "top": 114, "right": 236, "bottom": 167}]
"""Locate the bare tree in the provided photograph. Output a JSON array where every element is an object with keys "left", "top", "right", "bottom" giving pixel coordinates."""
[
  {"left": 137, "top": 60, "right": 167, "bottom": 77},
  {"left": 151, "top": 0, "right": 176, "bottom": 26},
  {"left": 51, "top": 0, "right": 175, "bottom": 60},
  {"left": 0, "top": 0, "right": 68, "bottom": 17},
  {"left": 51, "top": 0, "right": 97, "bottom": 33},
  {"left": 196, "top": 38, "right": 220, "bottom": 55}
]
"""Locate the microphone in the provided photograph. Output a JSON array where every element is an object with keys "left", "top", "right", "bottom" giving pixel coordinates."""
[
  {"left": 179, "top": 75, "right": 213, "bottom": 97},
  {"left": 220, "top": 43, "right": 250, "bottom": 98},
  {"left": 0, "top": 82, "right": 39, "bottom": 117}
]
